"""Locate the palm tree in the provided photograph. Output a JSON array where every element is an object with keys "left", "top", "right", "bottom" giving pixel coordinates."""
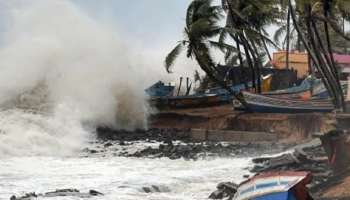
[
  {"left": 165, "top": 0, "right": 248, "bottom": 105},
  {"left": 220, "top": 0, "right": 281, "bottom": 93},
  {"left": 286, "top": 0, "right": 348, "bottom": 111}
]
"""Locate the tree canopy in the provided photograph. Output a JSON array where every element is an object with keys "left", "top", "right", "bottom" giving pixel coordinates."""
[{"left": 165, "top": 0, "right": 350, "bottom": 111}]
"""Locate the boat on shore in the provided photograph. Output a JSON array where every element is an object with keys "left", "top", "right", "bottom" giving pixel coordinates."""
[
  {"left": 234, "top": 91, "right": 334, "bottom": 113},
  {"left": 147, "top": 75, "right": 274, "bottom": 109},
  {"left": 149, "top": 93, "right": 227, "bottom": 109},
  {"left": 233, "top": 171, "right": 313, "bottom": 200}
]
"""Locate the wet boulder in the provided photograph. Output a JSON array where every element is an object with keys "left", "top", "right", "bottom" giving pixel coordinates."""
[
  {"left": 10, "top": 193, "right": 37, "bottom": 200},
  {"left": 89, "top": 189, "right": 104, "bottom": 196},
  {"left": 10, "top": 188, "right": 103, "bottom": 199},
  {"left": 209, "top": 182, "right": 237, "bottom": 200},
  {"left": 141, "top": 185, "right": 170, "bottom": 193}
]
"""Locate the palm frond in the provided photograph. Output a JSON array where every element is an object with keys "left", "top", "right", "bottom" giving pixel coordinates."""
[
  {"left": 245, "top": 29, "right": 280, "bottom": 50},
  {"left": 209, "top": 40, "right": 238, "bottom": 54},
  {"left": 273, "top": 25, "right": 287, "bottom": 45},
  {"left": 225, "top": 50, "right": 239, "bottom": 66},
  {"left": 219, "top": 28, "right": 229, "bottom": 44},
  {"left": 165, "top": 43, "right": 184, "bottom": 73},
  {"left": 194, "top": 70, "right": 201, "bottom": 82},
  {"left": 189, "top": 18, "right": 221, "bottom": 38}
]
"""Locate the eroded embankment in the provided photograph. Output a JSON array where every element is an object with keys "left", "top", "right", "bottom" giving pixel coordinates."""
[{"left": 150, "top": 105, "right": 334, "bottom": 143}]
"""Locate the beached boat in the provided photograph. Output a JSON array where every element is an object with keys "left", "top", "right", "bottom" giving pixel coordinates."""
[
  {"left": 150, "top": 93, "right": 226, "bottom": 109},
  {"left": 148, "top": 74, "right": 274, "bottom": 109},
  {"left": 234, "top": 171, "right": 313, "bottom": 200},
  {"left": 264, "top": 76, "right": 318, "bottom": 95},
  {"left": 145, "top": 81, "right": 175, "bottom": 97},
  {"left": 234, "top": 91, "right": 334, "bottom": 113},
  {"left": 209, "top": 74, "right": 273, "bottom": 96},
  {"left": 312, "top": 80, "right": 348, "bottom": 99}
]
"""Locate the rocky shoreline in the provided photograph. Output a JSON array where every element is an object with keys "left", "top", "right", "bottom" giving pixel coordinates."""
[
  {"left": 95, "top": 127, "right": 340, "bottom": 199},
  {"left": 10, "top": 128, "right": 348, "bottom": 200},
  {"left": 10, "top": 189, "right": 104, "bottom": 200},
  {"left": 208, "top": 138, "right": 350, "bottom": 200},
  {"left": 90, "top": 127, "right": 295, "bottom": 160}
]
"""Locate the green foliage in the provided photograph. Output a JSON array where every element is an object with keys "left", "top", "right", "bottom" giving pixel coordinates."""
[{"left": 165, "top": 43, "right": 184, "bottom": 73}]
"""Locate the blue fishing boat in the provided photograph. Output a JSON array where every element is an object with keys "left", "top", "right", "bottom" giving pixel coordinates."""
[
  {"left": 234, "top": 171, "right": 313, "bottom": 200},
  {"left": 264, "top": 76, "right": 321, "bottom": 96},
  {"left": 145, "top": 81, "right": 175, "bottom": 97},
  {"left": 312, "top": 81, "right": 348, "bottom": 99},
  {"left": 234, "top": 91, "right": 334, "bottom": 113}
]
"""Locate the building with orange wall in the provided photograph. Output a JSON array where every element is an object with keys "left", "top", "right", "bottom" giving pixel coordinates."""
[{"left": 271, "top": 51, "right": 310, "bottom": 78}]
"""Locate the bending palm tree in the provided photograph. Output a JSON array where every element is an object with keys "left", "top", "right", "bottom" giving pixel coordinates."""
[
  {"left": 220, "top": 0, "right": 280, "bottom": 93},
  {"left": 165, "top": 0, "right": 247, "bottom": 106},
  {"left": 286, "top": 0, "right": 347, "bottom": 110}
]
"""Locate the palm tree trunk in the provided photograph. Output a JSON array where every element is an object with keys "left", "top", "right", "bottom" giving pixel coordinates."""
[
  {"left": 249, "top": 39, "right": 262, "bottom": 93},
  {"left": 310, "top": 19, "right": 340, "bottom": 107},
  {"left": 260, "top": 31, "right": 272, "bottom": 62},
  {"left": 297, "top": 35, "right": 302, "bottom": 51},
  {"left": 234, "top": 36, "right": 248, "bottom": 89},
  {"left": 305, "top": 5, "right": 340, "bottom": 108},
  {"left": 239, "top": 34, "right": 256, "bottom": 91},
  {"left": 313, "top": 13, "right": 350, "bottom": 41},
  {"left": 288, "top": 0, "right": 339, "bottom": 108},
  {"left": 323, "top": 0, "right": 346, "bottom": 110},
  {"left": 286, "top": 7, "right": 291, "bottom": 69},
  {"left": 311, "top": 20, "right": 333, "bottom": 73},
  {"left": 240, "top": 33, "right": 262, "bottom": 93}
]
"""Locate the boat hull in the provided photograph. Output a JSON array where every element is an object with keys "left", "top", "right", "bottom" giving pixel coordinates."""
[
  {"left": 234, "top": 171, "right": 313, "bottom": 200},
  {"left": 235, "top": 91, "right": 334, "bottom": 113},
  {"left": 150, "top": 94, "right": 228, "bottom": 109}
]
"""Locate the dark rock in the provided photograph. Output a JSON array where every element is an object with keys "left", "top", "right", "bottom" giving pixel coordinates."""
[
  {"left": 142, "top": 187, "right": 152, "bottom": 193},
  {"left": 151, "top": 185, "right": 161, "bottom": 192},
  {"left": 209, "top": 189, "right": 225, "bottom": 199},
  {"left": 141, "top": 185, "right": 169, "bottom": 193},
  {"left": 217, "top": 182, "right": 237, "bottom": 195},
  {"left": 243, "top": 174, "right": 250, "bottom": 179},
  {"left": 104, "top": 142, "right": 113, "bottom": 147},
  {"left": 209, "top": 182, "right": 237, "bottom": 199},
  {"left": 11, "top": 188, "right": 104, "bottom": 199},
  {"left": 9, "top": 193, "right": 37, "bottom": 200},
  {"left": 89, "top": 149, "right": 98, "bottom": 154},
  {"left": 89, "top": 189, "right": 103, "bottom": 196}
]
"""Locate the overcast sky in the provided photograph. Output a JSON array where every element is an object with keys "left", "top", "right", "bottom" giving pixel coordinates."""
[
  {"left": 71, "top": 0, "right": 190, "bottom": 50},
  {"left": 71, "top": 0, "right": 205, "bottom": 78},
  {"left": 0, "top": 0, "right": 276, "bottom": 79}
]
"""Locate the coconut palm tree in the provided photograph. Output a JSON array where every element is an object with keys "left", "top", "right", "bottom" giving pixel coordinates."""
[
  {"left": 285, "top": 0, "right": 349, "bottom": 110},
  {"left": 165, "top": 0, "right": 248, "bottom": 105},
  {"left": 220, "top": 0, "right": 281, "bottom": 93}
]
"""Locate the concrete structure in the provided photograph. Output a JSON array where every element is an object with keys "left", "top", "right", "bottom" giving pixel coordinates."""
[
  {"left": 190, "top": 129, "right": 277, "bottom": 142},
  {"left": 272, "top": 51, "right": 310, "bottom": 78}
]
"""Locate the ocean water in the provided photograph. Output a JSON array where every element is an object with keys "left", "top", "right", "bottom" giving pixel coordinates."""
[
  {"left": 0, "top": 155, "right": 251, "bottom": 200},
  {"left": 0, "top": 1, "right": 256, "bottom": 199}
]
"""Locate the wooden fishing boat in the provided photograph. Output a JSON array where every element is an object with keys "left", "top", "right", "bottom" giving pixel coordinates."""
[
  {"left": 264, "top": 90, "right": 312, "bottom": 100},
  {"left": 312, "top": 81, "right": 348, "bottom": 99},
  {"left": 263, "top": 77, "right": 317, "bottom": 95},
  {"left": 150, "top": 93, "right": 227, "bottom": 109},
  {"left": 233, "top": 171, "right": 313, "bottom": 200},
  {"left": 145, "top": 81, "right": 175, "bottom": 97},
  {"left": 234, "top": 91, "right": 334, "bottom": 113}
]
